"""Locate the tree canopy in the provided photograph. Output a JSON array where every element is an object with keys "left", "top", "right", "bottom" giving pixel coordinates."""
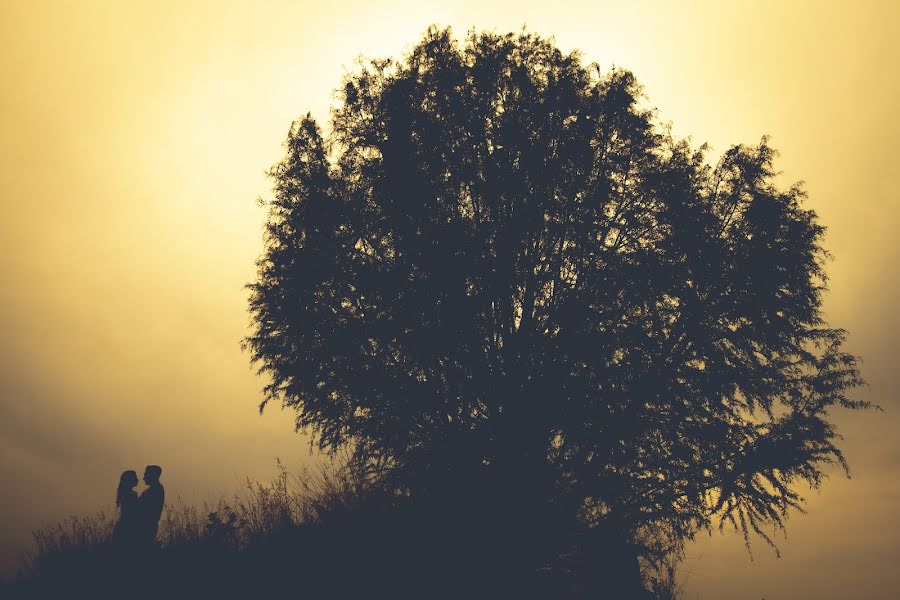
[{"left": 246, "top": 27, "right": 868, "bottom": 562}]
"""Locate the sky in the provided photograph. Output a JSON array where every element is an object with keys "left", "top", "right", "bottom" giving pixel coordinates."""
[{"left": 1, "top": 0, "right": 898, "bottom": 597}]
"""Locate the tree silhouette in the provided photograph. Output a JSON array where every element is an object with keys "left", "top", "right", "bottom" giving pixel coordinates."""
[{"left": 246, "top": 27, "right": 869, "bottom": 588}]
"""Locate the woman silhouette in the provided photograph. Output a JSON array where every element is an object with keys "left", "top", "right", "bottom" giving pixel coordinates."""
[{"left": 111, "top": 470, "right": 140, "bottom": 547}]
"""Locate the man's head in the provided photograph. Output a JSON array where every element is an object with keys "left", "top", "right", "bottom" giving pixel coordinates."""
[{"left": 143, "top": 465, "right": 162, "bottom": 485}]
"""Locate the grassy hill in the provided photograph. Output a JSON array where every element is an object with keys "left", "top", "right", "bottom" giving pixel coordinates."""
[{"left": 4, "top": 461, "right": 680, "bottom": 600}]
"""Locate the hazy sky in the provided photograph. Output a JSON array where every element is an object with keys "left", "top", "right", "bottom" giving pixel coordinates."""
[{"left": 1, "top": 1, "right": 898, "bottom": 597}]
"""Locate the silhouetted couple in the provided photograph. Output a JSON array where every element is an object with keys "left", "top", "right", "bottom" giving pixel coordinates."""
[{"left": 113, "top": 465, "right": 165, "bottom": 549}]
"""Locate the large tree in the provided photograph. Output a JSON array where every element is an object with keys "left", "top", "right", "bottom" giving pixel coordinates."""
[{"left": 246, "top": 27, "right": 868, "bottom": 571}]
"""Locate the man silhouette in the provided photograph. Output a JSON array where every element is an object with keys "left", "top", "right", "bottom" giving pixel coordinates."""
[{"left": 139, "top": 465, "right": 165, "bottom": 545}]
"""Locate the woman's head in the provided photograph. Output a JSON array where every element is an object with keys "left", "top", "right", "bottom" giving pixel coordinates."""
[{"left": 116, "top": 470, "right": 138, "bottom": 507}]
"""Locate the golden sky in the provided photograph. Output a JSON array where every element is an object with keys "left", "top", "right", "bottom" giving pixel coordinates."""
[{"left": 1, "top": 1, "right": 898, "bottom": 596}]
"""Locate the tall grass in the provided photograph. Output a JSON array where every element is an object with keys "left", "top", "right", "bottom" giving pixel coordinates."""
[{"left": 9, "top": 459, "right": 683, "bottom": 599}]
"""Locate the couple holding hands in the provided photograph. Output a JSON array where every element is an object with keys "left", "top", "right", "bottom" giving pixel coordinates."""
[{"left": 112, "top": 465, "right": 165, "bottom": 548}]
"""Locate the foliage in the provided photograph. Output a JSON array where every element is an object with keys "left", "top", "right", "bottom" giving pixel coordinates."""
[{"left": 246, "top": 25, "right": 869, "bottom": 563}]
